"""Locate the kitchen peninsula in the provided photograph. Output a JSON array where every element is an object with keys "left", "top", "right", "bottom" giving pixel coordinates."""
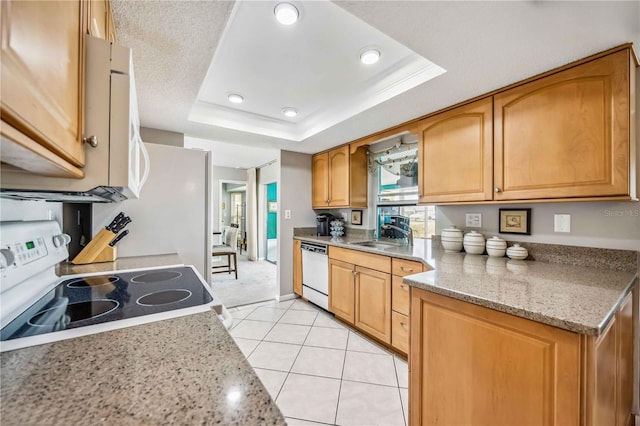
[{"left": 294, "top": 234, "right": 638, "bottom": 425}]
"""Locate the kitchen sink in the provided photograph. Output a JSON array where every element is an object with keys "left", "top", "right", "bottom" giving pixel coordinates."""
[{"left": 349, "top": 240, "right": 401, "bottom": 250}]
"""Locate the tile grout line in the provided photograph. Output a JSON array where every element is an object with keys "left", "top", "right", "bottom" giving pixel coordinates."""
[
  {"left": 333, "top": 331, "right": 353, "bottom": 425},
  {"left": 393, "top": 356, "right": 408, "bottom": 426}
]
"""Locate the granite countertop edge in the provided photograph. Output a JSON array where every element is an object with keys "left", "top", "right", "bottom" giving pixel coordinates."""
[
  {"left": 293, "top": 235, "right": 434, "bottom": 267},
  {"left": 403, "top": 273, "right": 638, "bottom": 336}
]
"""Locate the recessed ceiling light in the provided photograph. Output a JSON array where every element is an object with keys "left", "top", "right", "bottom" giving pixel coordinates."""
[
  {"left": 360, "top": 49, "right": 381, "bottom": 65},
  {"left": 227, "top": 93, "right": 244, "bottom": 104},
  {"left": 274, "top": 3, "right": 299, "bottom": 25},
  {"left": 282, "top": 107, "right": 298, "bottom": 117}
]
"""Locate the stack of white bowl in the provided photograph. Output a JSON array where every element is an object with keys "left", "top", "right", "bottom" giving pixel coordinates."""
[
  {"left": 441, "top": 226, "right": 463, "bottom": 253},
  {"left": 463, "top": 231, "right": 486, "bottom": 255},
  {"left": 486, "top": 236, "right": 507, "bottom": 257},
  {"left": 506, "top": 243, "right": 528, "bottom": 260}
]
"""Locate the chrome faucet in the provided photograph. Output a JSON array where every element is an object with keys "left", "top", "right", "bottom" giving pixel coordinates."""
[{"left": 381, "top": 224, "right": 414, "bottom": 246}]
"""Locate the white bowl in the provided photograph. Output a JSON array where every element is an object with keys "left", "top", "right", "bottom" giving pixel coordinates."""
[
  {"left": 442, "top": 240, "right": 463, "bottom": 253},
  {"left": 442, "top": 226, "right": 464, "bottom": 240},
  {"left": 463, "top": 244, "right": 485, "bottom": 255},
  {"left": 486, "top": 247, "right": 506, "bottom": 257},
  {"left": 506, "top": 243, "right": 528, "bottom": 260}
]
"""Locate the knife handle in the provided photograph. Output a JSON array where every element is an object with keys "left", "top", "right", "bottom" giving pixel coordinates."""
[{"left": 109, "top": 230, "right": 129, "bottom": 247}]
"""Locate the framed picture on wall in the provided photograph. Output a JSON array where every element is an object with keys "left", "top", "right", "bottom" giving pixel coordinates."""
[
  {"left": 351, "top": 210, "right": 363, "bottom": 225},
  {"left": 499, "top": 208, "right": 531, "bottom": 235},
  {"left": 268, "top": 201, "right": 277, "bottom": 212}
]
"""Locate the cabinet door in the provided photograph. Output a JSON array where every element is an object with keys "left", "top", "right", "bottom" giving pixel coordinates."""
[
  {"left": 494, "top": 50, "right": 631, "bottom": 200},
  {"left": 328, "top": 259, "right": 355, "bottom": 324},
  {"left": 585, "top": 289, "right": 635, "bottom": 426},
  {"left": 355, "top": 266, "right": 391, "bottom": 344},
  {"left": 391, "top": 311, "right": 409, "bottom": 355},
  {"left": 418, "top": 97, "right": 493, "bottom": 203},
  {"left": 293, "top": 240, "right": 302, "bottom": 296},
  {"left": 410, "top": 288, "right": 581, "bottom": 426},
  {"left": 391, "top": 275, "right": 410, "bottom": 316},
  {"left": 1, "top": 0, "right": 87, "bottom": 169},
  {"left": 312, "top": 152, "right": 329, "bottom": 208},
  {"left": 328, "top": 145, "right": 350, "bottom": 207}
]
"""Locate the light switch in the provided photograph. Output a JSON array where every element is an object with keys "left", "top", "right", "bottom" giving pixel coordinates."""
[
  {"left": 284, "top": 210, "right": 291, "bottom": 219},
  {"left": 466, "top": 213, "right": 482, "bottom": 228},
  {"left": 554, "top": 214, "right": 571, "bottom": 233}
]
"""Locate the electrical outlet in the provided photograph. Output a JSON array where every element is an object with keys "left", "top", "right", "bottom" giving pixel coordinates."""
[
  {"left": 284, "top": 210, "right": 291, "bottom": 219},
  {"left": 466, "top": 213, "right": 482, "bottom": 227},
  {"left": 554, "top": 214, "right": 571, "bottom": 233}
]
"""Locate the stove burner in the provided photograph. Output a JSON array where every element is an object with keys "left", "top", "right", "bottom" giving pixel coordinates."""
[
  {"left": 28, "top": 299, "right": 119, "bottom": 327},
  {"left": 67, "top": 276, "right": 119, "bottom": 288},
  {"left": 137, "top": 289, "right": 192, "bottom": 306},
  {"left": 131, "top": 271, "right": 182, "bottom": 283}
]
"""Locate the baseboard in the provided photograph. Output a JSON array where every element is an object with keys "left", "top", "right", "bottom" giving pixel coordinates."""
[{"left": 276, "top": 293, "right": 298, "bottom": 302}]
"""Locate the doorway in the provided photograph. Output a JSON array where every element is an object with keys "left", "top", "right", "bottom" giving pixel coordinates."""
[
  {"left": 265, "top": 182, "right": 277, "bottom": 264},
  {"left": 219, "top": 181, "right": 246, "bottom": 247}
]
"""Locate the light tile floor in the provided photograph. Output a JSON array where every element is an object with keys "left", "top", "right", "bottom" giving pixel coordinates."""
[{"left": 227, "top": 298, "right": 408, "bottom": 426}]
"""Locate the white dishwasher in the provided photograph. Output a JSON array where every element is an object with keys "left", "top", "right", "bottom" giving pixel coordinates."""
[{"left": 301, "top": 242, "right": 329, "bottom": 310}]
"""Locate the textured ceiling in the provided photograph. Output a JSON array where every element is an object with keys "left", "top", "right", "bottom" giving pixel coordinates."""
[{"left": 111, "top": 0, "right": 640, "bottom": 168}]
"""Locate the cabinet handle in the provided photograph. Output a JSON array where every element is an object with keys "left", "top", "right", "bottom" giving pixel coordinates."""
[
  {"left": 400, "top": 284, "right": 408, "bottom": 291},
  {"left": 83, "top": 135, "right": 98, "bottom": 148},
  {"left": 400, "top": 322, "right": 408, "bottom": 329},
  {"left": 400, "top": 267, "right": 413, "bottom": 272},
  {"left": 494, "top": 187, "right": 501, "bottom": 193}
]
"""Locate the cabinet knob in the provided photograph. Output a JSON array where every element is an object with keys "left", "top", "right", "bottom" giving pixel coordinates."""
[
  {"left": 494, "top": 187, "right": 501, "bottom": 193},
  {"left": 83, "top": 135, "right": 98, "bottom": 148}
]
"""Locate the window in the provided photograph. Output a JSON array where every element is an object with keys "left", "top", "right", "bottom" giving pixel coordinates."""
[{"left": 369, "top": 134, "right": 435, "bottom": 242}]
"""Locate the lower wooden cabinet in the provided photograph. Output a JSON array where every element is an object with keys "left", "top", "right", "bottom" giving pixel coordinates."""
[
  {"left": 328, "top": 258, "right": 355, "bottom": 324},
  {"left": 355, "top": 266, "right": 391, "bottom": 344},
  {"left": 327, "top": 247, "right": 427, "bottom": 355},
  {"left": 293, "top": 240, "right": 302, "bottom": 296},
  {"left": 410, "top": 285, "right": 637, "bottom": 426},
  {"left": 391, "top": 311, "right": 409, "bottom": 354}
]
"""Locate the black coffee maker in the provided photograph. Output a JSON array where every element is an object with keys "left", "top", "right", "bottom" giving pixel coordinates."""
[{"left": 316, "top": 213, "right": 335, "bottom": 236}]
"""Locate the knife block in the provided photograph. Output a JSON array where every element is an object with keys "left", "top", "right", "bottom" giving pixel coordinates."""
[
  {"left": 92, "top": 245, "right": 117, "bottom": 263},
  {"left": 71, "top": 228, "right": 116, "bottom": 264}
]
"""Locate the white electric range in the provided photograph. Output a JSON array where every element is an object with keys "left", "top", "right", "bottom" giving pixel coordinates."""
[{"left": 0, "top": 220, "right": 224, "bottom": 352}]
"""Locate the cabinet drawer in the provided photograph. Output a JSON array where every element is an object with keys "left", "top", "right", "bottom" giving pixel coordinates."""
[
  {"left": 329, "top": 246, "right": 391, "bottom": 273},
  {"left": 392, "top": 311, "right": 409, "bottom": 354},
  {"left": 392, "top": 275, "right": 410, "bottom": 316},
  {"left": 392, "top": 258, "right": 423, "bottom": 277}
]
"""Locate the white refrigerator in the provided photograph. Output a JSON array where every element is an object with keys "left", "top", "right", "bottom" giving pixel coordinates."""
[{"left": 93, "top": 143, "right": 212, "bottom": 283}]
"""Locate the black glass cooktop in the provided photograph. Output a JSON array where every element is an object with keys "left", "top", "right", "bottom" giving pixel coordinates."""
[{"left": 0, "top": 266, "right": 213, "bottom": 341}]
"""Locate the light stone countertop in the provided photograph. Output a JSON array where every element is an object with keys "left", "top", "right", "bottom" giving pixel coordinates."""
[
  {"left": 294, "top": 235, "right": 638, "bottom": 336},
  {"left": 0, "top": 312, "right": 286, "bottom": 425},
  {"left": 2, "top": 253, "right": 286, "bottom": 425}
]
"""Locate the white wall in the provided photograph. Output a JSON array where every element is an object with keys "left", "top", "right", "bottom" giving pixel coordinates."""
[
  {"left": 211, "top": 166, "right": 246, "bottom": 231},
  {"left": 436, "top": 201, "right": 640, "bottom": 250},
  {"left": 278, "top": 151, "right": 317, "bottom": 297},
  {"left": 0, "top": 199, "right": 63, "bottom": 227}
]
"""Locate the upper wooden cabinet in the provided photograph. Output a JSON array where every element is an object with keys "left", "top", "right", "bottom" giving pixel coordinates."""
[
  {"left": 418, "top": 97, "right": 493, "bottom": 203},
  {"left": 1, "top": 0, "right": 88, "bottom": 177},
  {"left": 312, "top": 145, "right": 367, "bottom": 209},
  {"left": 494, "top": 49, "right": 632, "bottom": 200},
  {"left": 418, "top": 46, "right": 636, "bottom": 204}
]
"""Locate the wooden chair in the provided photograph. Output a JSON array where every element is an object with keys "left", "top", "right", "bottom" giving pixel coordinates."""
[{"left": 212, "top": 226, "right": 238, "bottom": 279}]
